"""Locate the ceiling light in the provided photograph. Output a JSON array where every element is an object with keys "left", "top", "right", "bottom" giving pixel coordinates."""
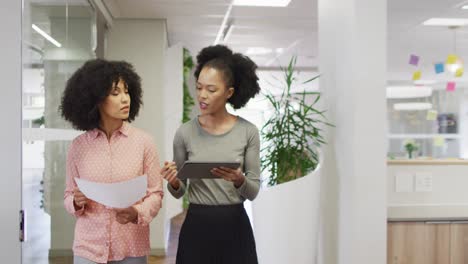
[
  {"left": 32, "top": 24, "right": 61, "bottom": 48},
  {"left": 214, "top": 5, "right": 233, "bottom": 45},
  {"left": 233, "top": 0, "right": 291, "bottom": 7},
  {"left": 246, "top": 47, "right": 273, "bottom": 55},
  {"left": 222, "top": 24, "right": 234, "bottom": 43},
  {"left": 422, "top": 18, "right": 468, "bottom": 26},
  {"left": 387, "top": 86, "right": 433, "bottom": 99},
  {"left": 394, "top": 102, "right": 432, "bottom": 111},
  {"left": 462, "top": 5, "right": 468, "bottom": 9}
]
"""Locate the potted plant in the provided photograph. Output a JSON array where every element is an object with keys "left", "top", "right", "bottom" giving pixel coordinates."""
[
  {"left": 252, "top": 56, "right": 332, "bottom": 264},
  {"left": 404, "top": 139, "right": 419, "bottom": 159},
  {"left": 260, "top": 56, "right": 332, "bottom": 186}
]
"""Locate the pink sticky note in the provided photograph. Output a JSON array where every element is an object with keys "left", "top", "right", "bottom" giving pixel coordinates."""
[{"left": 446, "top": 82, "right": 456, "bottom": 92}]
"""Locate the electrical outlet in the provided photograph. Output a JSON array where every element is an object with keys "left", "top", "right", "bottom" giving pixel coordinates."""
[{"left": 415, "top": 172, "right": 432, "bottom": 192}]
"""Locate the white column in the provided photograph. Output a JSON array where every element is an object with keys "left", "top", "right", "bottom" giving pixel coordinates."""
[
  {"left": 0, "top": 0, "right": 22, "bottom": 262},
  {"left": 162, "top": 43, "right": 184, "bottom": 221},
  {"left": 106, "top": 19, "right": 170, "bottom": 255},
  {"left": 318, "top": 0, "right": 387, "bottom": 263}
]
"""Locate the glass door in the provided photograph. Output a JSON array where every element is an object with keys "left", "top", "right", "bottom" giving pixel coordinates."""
[{"left": 22, "top": 1, "right": 97, "bottom": 263}]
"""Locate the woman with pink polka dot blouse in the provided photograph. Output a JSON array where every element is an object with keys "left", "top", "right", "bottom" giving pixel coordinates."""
[{"left": 60, "top": 59, "right": 163, "bottom": 264}]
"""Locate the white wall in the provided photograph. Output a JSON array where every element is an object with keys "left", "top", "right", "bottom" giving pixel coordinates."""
[
  {"left": 0, "top": 0, "right": 22, "bottom": 262},
  {"left": 106, "top": 19, "right": 169, "bottom": 254},
  {"left": 318, "top": 0, "right": 387, "bottom": 263},
  {"left": 388, "top": 164, "right": 468, "bottom": 219},
  {"left": 162, "top": 43, "right": 184, "bottom": 239}
]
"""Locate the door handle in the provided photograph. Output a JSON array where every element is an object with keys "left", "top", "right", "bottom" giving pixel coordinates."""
[{"left": 19, "top": 210, "right": 25, "bottom": 242}]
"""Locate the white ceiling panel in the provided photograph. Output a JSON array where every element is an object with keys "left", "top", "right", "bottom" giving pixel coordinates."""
[
  {"left": 102, "top": 0, "right": 468, "bottom": 82},
  {"left": 104, "top": 0, "right": 317, "bottom": 68}
]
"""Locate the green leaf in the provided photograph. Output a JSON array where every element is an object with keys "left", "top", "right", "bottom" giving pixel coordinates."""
[
  {"left": 260, "top": 56, "right": 334, "bottom": 186},
  {"left": 302, "top": 75, "right": 320, "bottom": 84},
  {"left": 182, "top": 48, "right": 195, "bottom": 123}
]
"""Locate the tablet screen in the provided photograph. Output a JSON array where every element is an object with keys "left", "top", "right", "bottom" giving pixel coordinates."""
[{"left": 177, "top": 161, "right": 241, "bottom": 180}]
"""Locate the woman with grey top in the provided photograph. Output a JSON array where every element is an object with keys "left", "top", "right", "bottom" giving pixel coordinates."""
[{"left": 161, "top": 45, "right": 261, "bottom": 264}]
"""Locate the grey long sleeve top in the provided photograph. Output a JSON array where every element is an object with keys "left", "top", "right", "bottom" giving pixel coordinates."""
[{"left": 167, "top": 117, "right": 261, "bottom": 205}]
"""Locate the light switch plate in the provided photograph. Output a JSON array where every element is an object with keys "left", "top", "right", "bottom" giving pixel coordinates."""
[
  {"left": 395, "top": 172, "right": 414, "bottom": 192},
  {"left": 415, "top": 172, "right": 432, "bottom": 192}
]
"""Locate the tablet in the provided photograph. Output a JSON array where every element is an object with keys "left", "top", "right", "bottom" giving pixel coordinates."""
[{"left": 177, "top": 161, "right": 241, "bottom": 180}]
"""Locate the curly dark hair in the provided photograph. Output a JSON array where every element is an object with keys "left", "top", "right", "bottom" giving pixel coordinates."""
[
  {"left": 194, "top": 45, "right": 260, "bottom": 109},
  {"left": 59, "top": 59, "right": 142, "bottom": 131}
]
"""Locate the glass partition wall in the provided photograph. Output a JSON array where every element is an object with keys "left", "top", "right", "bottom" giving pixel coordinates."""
[{"left": 22, "top": 1, "right": 100, "bottom": 263}]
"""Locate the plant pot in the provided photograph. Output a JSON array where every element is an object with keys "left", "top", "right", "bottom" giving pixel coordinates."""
[
  {"left": 407, "top": 151, "right": 413, "bottom": 159},
  {"left": 252, "top": 166, "right": 321, "bottom": 264}
]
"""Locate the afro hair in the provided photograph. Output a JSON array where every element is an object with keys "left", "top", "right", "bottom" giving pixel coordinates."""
[
  {"left": 194, "top": 45, "right": 261, "bottom": 109},
  {"left": 60, "top": 59, "right": 142, "bottom": 131}
]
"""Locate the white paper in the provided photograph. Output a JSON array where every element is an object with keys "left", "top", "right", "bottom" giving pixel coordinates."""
[{"left": 75, "top": 175, "right": 147, "bottom": 208}]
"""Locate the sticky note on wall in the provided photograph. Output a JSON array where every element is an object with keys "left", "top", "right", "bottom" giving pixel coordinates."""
[
  {"left": 413, "top": 71, "right": 422, "bottom": 80},
  {"left": 433, "top": 136, "right": 445, "bottom": 147},
  {"left": 446, "top": 82, "right": 456, "bottom": 92},
  {"left": 456, "top": 67, "right": 464, "bottom": 77},
  {"left": 409, "top": 54, "right": 419, "bottom": 66},
  {"left": 447, "top": 54, "right": 457, "bottom": 64},
  {"left": 426, "top": 110, "right": 438, "bottom": 121},
  {"left": 435, "top": 63, "right": 444, "bottom": 74}
]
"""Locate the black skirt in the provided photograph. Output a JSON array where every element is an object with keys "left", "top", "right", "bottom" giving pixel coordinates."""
[{"left": 176, "top": 203, "right": 258, "bottom": 264}]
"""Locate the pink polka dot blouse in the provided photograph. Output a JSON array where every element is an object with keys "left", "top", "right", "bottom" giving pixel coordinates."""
[{"left": 63, "top": 122, "right": 163, "bottom": 263}]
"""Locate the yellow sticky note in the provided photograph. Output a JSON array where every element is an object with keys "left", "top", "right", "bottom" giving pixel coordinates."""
[
  {"left": 433, "top": 136, "right": 445, "bottom": 147},
  {"left": 456, "top": 67, "right": 464, "bottom": 77},
  {"left": 447, "top": 54, "right": 457, "bottom": 64},
  {"left": 426, "top": 110, "right": 438, "bottom": 121},
  {"left": 413, "top": 71, "right": 421, "bottom": 80}
]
